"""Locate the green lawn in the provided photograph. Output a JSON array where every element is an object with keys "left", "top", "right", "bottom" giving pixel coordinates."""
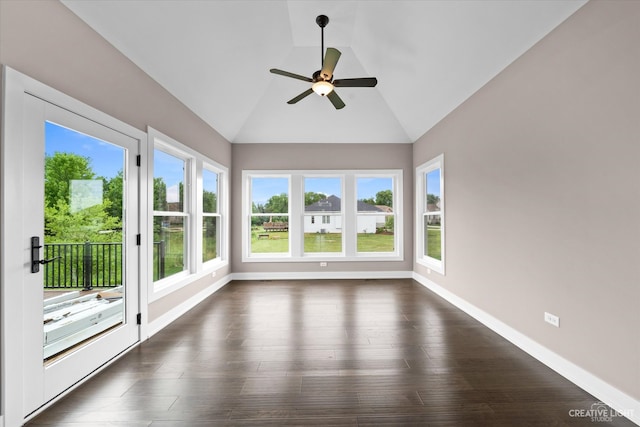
[
  {"left": 357, "top": 233, "right": 394, "bottom": 252},
  {"left": 154, "top": 228, "right": 185, "bottom": 280},
  {"left": 250, "top": 230, "right": 395, "bottom": 254},
  {"left": 250, "top": 229, "right": 289, "bottom": 253},
  {"left": 426, "top": 226, "right": 442, "bottom": 260}
]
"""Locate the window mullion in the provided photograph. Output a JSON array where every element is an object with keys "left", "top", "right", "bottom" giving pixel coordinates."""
[
  {"left": 290, "top": 174, "right": 303, "bottom": 257},
  {"left": 344, "top": 174, "right": 356, "bottom": 257}
]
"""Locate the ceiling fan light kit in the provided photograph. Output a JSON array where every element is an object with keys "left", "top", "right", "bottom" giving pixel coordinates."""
[
  {"left": 270, "top": 14, "right": 377, "bottom": 110},
  {"left": 312, "top": 80, "right": 334, "bottom": 96}
]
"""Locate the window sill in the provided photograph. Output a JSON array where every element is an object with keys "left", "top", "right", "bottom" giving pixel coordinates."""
[
  {"left": 416, "top": 257, "right": 445, "bottom": 275},
  {"left": 149, "top": 259, "right": 228, "bottom": 302},
  {"left": 243, "top": 255, "right": 403, "bottom": 263}
]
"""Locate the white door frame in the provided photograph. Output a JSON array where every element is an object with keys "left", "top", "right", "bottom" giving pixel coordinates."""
[{"left": 1, "top": 66, "right": 149, "bottom": 427}]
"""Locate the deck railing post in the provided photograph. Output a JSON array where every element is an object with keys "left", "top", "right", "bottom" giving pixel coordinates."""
[
  {"left": 159, "top": 240, "right": 166, "bottom": 280},
  {"left": 83, "top": 241, "right": 93, "bottom": 291}
]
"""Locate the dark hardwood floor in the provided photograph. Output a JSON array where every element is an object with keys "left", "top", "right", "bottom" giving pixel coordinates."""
[{"left": 27, "top": 279, "right": 635, "bottom": 426}]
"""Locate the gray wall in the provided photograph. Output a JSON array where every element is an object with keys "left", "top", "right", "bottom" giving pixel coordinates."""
[
  {"left": 413, "top": 0, "right": 640, "bottom": 400},
  {"left": 0, "top": 0, "right": 232, "bottom": 324},
  {"left": 231, "top": 143, "right": 413, "bottom": 274}
]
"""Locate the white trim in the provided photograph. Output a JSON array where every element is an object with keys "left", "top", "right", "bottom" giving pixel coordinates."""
[
  {"left": 243, "top": 169, "right": 403, "bottom": 263},
  {"left": 232, "top": 270, "right": 413, "bottom": 281},
  {"left": 146, "top": 127, "right": 229, "bottom": 303},
  {"left": 150, "top": 262, "right": 227, "bottom": 302},
  {"left": 415, "top": 155, "right": 445, "bottom": 274},
  {"left": 2, "top": 66, "right": 146, "bottom": 427},
  {"left": 147, "top": 274, "right": 232, "bottom": 338},
  {"left": 22, "top": 341, "right": 140, "bottom": 426},
  {"left": 412, "top": 272, "right": 640, "bottom": 426},
  {"left": 244, "top": 255, "right": 404, "bottom": 263}
]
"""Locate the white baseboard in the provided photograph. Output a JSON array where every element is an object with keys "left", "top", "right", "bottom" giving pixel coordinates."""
[
  {"left": 412, "top": 272, "right": 640, "bottom": 426},
  {"left": 147, "top": 274, "right": 232, "bottom": 338},
  {"left": 231, "top": 270, "right": 413, "bottom": 281}
]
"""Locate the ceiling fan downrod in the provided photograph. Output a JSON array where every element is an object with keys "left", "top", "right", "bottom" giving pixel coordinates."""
[{"left": 316, "top": 15, "right": 329, "bottom": 69}]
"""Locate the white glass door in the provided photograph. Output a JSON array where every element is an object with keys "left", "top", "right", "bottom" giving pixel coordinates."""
[{"left": 20, "top": 95, "right": 140, "bottom": 416}]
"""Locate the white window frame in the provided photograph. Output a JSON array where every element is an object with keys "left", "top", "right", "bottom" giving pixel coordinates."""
[
  {"left": 245, "top": 173, "right": 292, "bottom": 259},
  {"left": 302, "top": 174, "right": 345, "bottom": 256},
  {"left": 152, "top": 143, "right": 192, "bottom": 286},
  {"left": 355, "top": 172, "right": 400, "bottom": 257},
  {"left": 242, "top": 169, "right": 403, "bottom": 262},
  {"left": 147, "top": 127, "right": 228, "bottom": 302},
  {"left": 415, "top": 154, "right": 445, "bottom": 274},
  {"left": 201, "top": 164, "right": 223, "bottom": 269}
]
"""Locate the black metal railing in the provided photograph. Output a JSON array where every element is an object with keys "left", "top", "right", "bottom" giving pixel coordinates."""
[
  {"left": 43, "top": 241, "right": 166, "bottom": 289},
  {"left": 153, "top": 240, "right": 166, "bottom": 282}
]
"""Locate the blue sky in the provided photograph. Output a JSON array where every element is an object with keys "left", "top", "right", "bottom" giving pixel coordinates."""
[
  {"left": 251, "top": 176, "right": 393, "bottom": 205},
  {"left": 46, "top": 122, "right": 402, "bottom": 203},
  {"left": 154, "top": 149, "right": 185, "bottom": 203},
  {"left": 45, "top": 121, "right": 124, "bottom": 179},
  {"left": 46, "top": 122, "right": 205, "bottom": 205},
  {"left": 357, "top": 177, "right": 392, "bottom": 200},
  {"left": 426, "top": 170, "right": 441, "bottom": 197}
]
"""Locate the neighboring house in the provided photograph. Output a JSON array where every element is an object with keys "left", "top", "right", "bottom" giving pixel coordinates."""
[
  {"left": 304, "top": 195, "right": 389, "bottom": 234},
  {"left": 426, "top": 202, "right": 441, "bottom": 225}
]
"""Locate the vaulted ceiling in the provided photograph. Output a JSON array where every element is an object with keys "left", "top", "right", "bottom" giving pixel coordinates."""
[{"left": 61, "top": 0, "right": 586, "bottom": 144}]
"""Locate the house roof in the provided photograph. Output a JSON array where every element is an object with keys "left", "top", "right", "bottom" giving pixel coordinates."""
[{"left": 305, "top": 195, "right": 384, "bottom": 213}]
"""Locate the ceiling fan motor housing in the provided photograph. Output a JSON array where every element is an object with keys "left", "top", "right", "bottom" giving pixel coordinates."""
[
  {"left": 316, "top": 15, "right": 329, "bottom": 28},
  {"left": 312, "top": 70, "right": 330, "bottom": 83}
]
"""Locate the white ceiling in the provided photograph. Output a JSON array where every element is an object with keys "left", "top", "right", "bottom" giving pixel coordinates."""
[{"left": 61, "top": 0, "right": 586, "bottom": 144}]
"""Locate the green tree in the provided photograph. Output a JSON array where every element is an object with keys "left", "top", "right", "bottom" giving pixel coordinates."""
[
  {"left": 384, "top": 215, "right": 394, "bottom": 232},
  {"left": 360, "top": 197, "right": 375, "bottom": 206},
  {"left": 103, "top": 171, "right": 123, "bottom": 220},
  {"left": 45, "top": 152, "right": 95, "bottom": 208},
  {"left": 153, "top": 178, "right": 167, "bottom": 211},
  {"left": 375, "top": 190, "right": 393, "bottom": 208},
  {"left": 427, "top": 194, "right": 440, "bottom": 205},
  {"left": 264, "top": 193, "right": 288, "bottom": 213},
  {"left": 305, "top": 192, "right": 326, "bottom": 206},
  {"left": 203, "top": 190, "right": 217, "bottom": 213},
  {"left": 45, "top": 199, "right": 121, "bottom": 243}
]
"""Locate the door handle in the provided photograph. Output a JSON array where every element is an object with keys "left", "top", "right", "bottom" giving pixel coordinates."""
[
  {"left": 39, "top": 256, "right": 62, "bottom": 265},
  {"left": 31, "top": 236, "right": 62, "bottom": 273}
]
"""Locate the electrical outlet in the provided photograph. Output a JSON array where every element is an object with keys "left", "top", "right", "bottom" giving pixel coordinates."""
[
  {"left": 544, "top": 312, "right": 560, "bottom": 327},
  {"left": 320, "top": 262, "right": 328, "bottom": 267}
]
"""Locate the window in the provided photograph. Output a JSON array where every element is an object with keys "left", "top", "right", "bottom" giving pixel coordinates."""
[
  {"left": 356, "top": 176, "right": 395, "bottom": 253},
  {"left": 242, "top": 170, "right": 402, "bottom": 262},
  {"left": 148, "top": 127, "right": 228, "bottom": 299},
  {"left": 249, "top": 176, "right": 290, "bottom": 256},
  {"left": 416, "top": 155, "right": 444, "bottom": 273},
  {"left": 202, "top": 167, "right": 219, "bottom": 264},
  {"left": 153, "top": 148, "right": 188, "bottom": 281},
  {"left": 304, "top": 177, "right": 343, "bottom": 254}
]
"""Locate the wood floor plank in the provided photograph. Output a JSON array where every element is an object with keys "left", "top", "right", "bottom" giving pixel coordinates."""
[{"left": 26, "top": 279, "right": 635, "bottom": 426}]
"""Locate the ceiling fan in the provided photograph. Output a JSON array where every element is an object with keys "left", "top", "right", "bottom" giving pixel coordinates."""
[{"left": 270, "top": 15, "right": 378, "bottom": 110}]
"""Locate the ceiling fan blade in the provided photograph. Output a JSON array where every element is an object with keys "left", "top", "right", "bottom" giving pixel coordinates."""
[
  {"left": 327, "top": 90, "right": 345, "bottom": 110},
  {"left": 287, "top": 88, "right": 314, "bottom": 104},
  {"left": 333, "top": 77, "right": 378, "bottom": 87},
  {"left": 320, "top": 48, "right": 341, "bottom": 80},
  {"left": 270, "top": 68, "right": 313, "bottom": 82}
]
